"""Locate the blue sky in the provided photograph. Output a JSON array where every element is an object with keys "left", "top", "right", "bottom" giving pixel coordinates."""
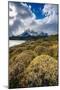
[
  {"left": 9, "top": 2, "right": 58, "bottom": 36},
  {"left": 26, "top": 3, "right": 45, "bottom": 19}
]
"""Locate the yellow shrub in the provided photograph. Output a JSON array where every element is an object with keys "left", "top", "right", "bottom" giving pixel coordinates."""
[{"left": 20, "top": 55, "right": 58, "bottom": 87}]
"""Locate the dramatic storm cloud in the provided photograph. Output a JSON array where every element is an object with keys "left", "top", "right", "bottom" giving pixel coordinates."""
[{"left": 9, "top": 2, "right": 58, "bottom": 36}]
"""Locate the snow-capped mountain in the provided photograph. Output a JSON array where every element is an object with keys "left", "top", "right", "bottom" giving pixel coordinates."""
[
  {"left": 20, "top": 30, "right": 38, "bottom": 37},
  {"left": 9, "top": 30, "right": 48, "bottom": 40}
]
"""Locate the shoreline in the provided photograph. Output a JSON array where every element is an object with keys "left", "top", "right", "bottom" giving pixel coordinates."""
[{"left": 9, "top": 40, "right": 25, "bottom": 47}]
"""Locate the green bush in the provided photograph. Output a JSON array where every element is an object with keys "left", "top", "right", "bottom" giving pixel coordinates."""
[
  {"left": 10, "top": 46, "right": 27, "bottom": 58},
  {"left": 9, "top": 48, "right": 23, "bottom": 65},
  {"left": 26, "top": 44, "right": 35, "bottom": 50},
  {"left": 20, "top": 55, "right": 58, "bottom": 87},
  {"left": 9, "top": 50, "right": 36, "bottom": 88},
  {"left": 9, "top": 54, "right": 17, "bottom": 65},
  {"left": 48, "top": 45, "right": 58, "bottom": 59},
  {"left": 40, "top": 41, "right": 51, "bottom": 47},
  {"left": 34, "top": 45, "right": 49, "bottom": 55}
]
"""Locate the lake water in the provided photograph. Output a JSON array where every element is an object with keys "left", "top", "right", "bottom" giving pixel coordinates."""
[{"left": 9, "top": 40, "right": 25, "bottom": 47}]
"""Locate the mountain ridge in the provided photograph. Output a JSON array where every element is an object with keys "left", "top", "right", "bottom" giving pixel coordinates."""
[{"left": 9, "top": 30, "right": 48, "bottom": 40}]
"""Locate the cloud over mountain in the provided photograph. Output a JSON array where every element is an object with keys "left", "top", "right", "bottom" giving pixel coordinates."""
[{"left": 9, "top": 2, "right": 58, "bottom": 36}]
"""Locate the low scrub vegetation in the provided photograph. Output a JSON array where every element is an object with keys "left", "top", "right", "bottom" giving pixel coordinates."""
[
  {"left": 34, "top": 45, "right": 49, "bottom": 55},
  {"left": 9, "top": 50, "right": 36, "bottom": 88},
  {"left": 9, "top": 35, "right": 58, "bottom": 88},
  {"left": 20, "top": 55, "right": 58, "bottom": 87}
]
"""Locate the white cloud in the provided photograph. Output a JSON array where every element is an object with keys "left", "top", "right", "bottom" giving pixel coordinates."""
[
  {"left": 9, "top": 3, "right": 58, "bottom": 36},
  {"left": 29, "top": 4, "right": 58, "bottom": 35},
  {"left": 9, "top": 2, "right": 36, "bottom": 36},
  {"left": 9, "top": 3, "right": 17, "bottom": 17},
  {"left": 9, "top": 2, "right": 17, "bottom": 26},
  {"left": 43, "top": 4, "right": 58, "bottom": 16},
  {"left": 29, "top": 5, "right": 31, "bottom": 9},
  {"left": 42, "top": 4, "right": 58, "bottom": 24}
]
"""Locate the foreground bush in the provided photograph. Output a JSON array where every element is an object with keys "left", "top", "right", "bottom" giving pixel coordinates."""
[
  {"left": 20, "top": 55, "right": 58, "bottom": 87},
  {"left": 9, "top": 50, "right": 36, "bottom": 88}
]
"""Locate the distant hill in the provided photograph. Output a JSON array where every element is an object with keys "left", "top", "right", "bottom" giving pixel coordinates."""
[{"left": 9, "top": 30, "right": 48, "bottom": 40}]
